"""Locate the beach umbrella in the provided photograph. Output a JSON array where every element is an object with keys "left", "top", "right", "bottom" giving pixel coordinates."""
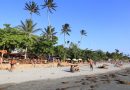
[
  {"left": 78, "top": 59, "right": 82, "bottom": 61},
  {"left": 66, "top": 58, "right": 71, "bottom": 60},
  {"left": 72, "top": 59, "right": 78, "bottom": 61}
]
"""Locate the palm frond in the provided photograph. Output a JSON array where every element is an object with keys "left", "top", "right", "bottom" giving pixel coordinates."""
[
  {"left": 25, "top": 1, "right": 40, "bottom": 15},
  {"left": 41, "top": 0, "right": 57, "bottom": 13},
  {"left": 18, "top": 19, "right": 40, "bottom": 36},
  {"left": 32, "top": 28, "right": 42, "bottom": 33},
  {"left": 42, "top": 25, "right": 57, "bottom": 40},
  {"left": 61, "top": 23, "right": 71, "bottom": 36},
  {"left": 80, "top": 29, "right": 87, "bottom": 36}
]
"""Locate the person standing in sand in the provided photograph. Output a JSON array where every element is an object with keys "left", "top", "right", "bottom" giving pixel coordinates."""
[
  {"left": 0, "top": 56, "right": 3, "bottom": 69},
  {"left": 88, "top": 58, "right": 94, "bottom": 71},
  {"left": 10, "top": 59, "right": 17, "bottom": 72}
]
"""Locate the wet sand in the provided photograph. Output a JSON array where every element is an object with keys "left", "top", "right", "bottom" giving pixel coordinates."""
[{"left": 0, "top": 63, "right": 130, "bottom": 90}]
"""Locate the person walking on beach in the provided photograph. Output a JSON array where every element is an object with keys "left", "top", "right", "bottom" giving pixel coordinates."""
[
  {"left": 88, "top": 58, "right": 94, "bottom": 71},
  {"left": 31, "top": 59, "right": 36, "bottom": 68},
  {"left": 10, "top": 59, "right": 16, "bottom": 72},
  {"left": 0, "top": 56, "right": 3, "bottom": 69}
]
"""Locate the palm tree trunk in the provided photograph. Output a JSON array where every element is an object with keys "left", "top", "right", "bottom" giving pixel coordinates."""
[
  {"left": 63, "top": 33, "right": 66, "bottom": 61},
  {"left": 47, "top": 10, "right": 51, "bottom": 26},
  {"left": 1, "top": 44, "right": 5, "bottom": 59},
  {"left": 30, "top": 12, "right": 32, "bottom": 20},
  {"left": 0, "top": 57, "right": 3, "bottom": 69},
  {"left": 1, "top": 53, "right": 3, "bottom": 59},
  {"left": 0, "top": 44, "right": 5, "bottom": 68},
  {"left": 79, "top": 35, "right": 82, "bottom": 47},
  {"left": 24, "top": 47, "right": 27, "bottom": 60},
  {"left": 64, "top": 33, "right": 66, "bottom": 47}
]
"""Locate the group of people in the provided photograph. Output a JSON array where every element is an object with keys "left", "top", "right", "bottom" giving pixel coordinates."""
[
  {"left": 0, "top": 57, "right": 17, "bottom": 72},
  {"left": 69, "top": 58, "right": 94, "bottom": 72},
  {"left": 0, "top": 56, "right": 95, "bottom": 72}
]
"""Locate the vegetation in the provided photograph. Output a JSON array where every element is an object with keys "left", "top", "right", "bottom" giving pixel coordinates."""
[
  {"left": 0, "top": 0, "right": 129, "bottom": 61},
  {"left": 0, "top": 24, "right": 129, "bottom": 61},
  {"left": 18, "top": 19, "right": 41, "bottom": 59}
]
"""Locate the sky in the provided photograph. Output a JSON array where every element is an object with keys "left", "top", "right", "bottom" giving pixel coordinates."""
[{"left": 0, "top": 0, "right": 130, "bottom": 54}]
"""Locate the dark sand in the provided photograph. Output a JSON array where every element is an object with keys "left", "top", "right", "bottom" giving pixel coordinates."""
[{"left": 1, "top": 68, "right": 130, "bottom": 90}]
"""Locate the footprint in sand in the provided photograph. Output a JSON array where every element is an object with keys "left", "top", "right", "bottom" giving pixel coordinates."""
[
  {"left": 74, "top": 81, "right": 82, "bottom": 83},
  {"left": 61, "top": 81, "right": 69, "bottom": 84},
  {"left": 81, "top": 82, "right": 86, "bottom": 85}
]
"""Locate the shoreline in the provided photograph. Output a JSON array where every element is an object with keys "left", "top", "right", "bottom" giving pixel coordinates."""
[
  {"left": 1, "top": 66, "right": 130, "bottom": 90},
  {"left": 0, "top": 63, "right": 130, "bottom": 84},
  {"left": 0, "top": 63, "right": 130, "bottom": 90}
]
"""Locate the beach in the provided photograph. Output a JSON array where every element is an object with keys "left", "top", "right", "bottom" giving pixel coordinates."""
[
  {"left": 0, "top": 63, "right": 130, "bottom": 90},
  {"left": 0, "top": 0, "right": 130, "bottom": 90}
]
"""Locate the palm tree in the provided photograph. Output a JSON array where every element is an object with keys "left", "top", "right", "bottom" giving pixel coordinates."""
[
  {"left": 69, "top": 42, "right": 79, "bottom": 59},
  {"left": 61, "top": 23, "right": 71, "bottom": 60},
  {"left": 18, "top": 19, "right": 41, "bottom": 59},
  {"left": 41, "top": 0, "right": 57, "bottom": 26},
  {"left": 115, "top": 49, "right": 119, "bottom": 54},
  {"left": 61, "top": 23, "right": 71, "bottom": 47},
  {"left": 42, "top": 25, "right": 57, "bottom": 40},
  {"left": 42, "top": 25, "right": 57, "bottom": 59},
  {"left": 25, "top": 1, "right": 40, "bottom": 19},
  {"left": 3, "top": 24, "right": 11, "bottom": 29},
  {"left": 78, "top": 29, "right": 87, "bottom": 46}
]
